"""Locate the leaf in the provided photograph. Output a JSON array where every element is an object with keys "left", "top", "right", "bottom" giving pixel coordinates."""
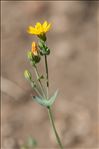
[
  {"left": 32, "top": 90, "right": 58, "bottom": 107},
  {"left": 32, "top": 96, "right": 48, "bottom": 107},
  {"left": 47, "top": 90, "right": 58, "bottom": 106}
]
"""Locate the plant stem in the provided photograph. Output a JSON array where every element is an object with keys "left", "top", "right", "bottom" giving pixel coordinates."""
[
  {"left": 33, "top": 65, "right": 46, "bottom": 98},
  {"left": 44, "top": 55, "right": 49, "bottom": 99},
  {"left": 48, "top": 107, "right": 64, "bottom": 149},
  {"left": 44, "top": 55, "right": 64, "bottom": 149},
  {"left": 31, "top": 80, "right": 43, "bottom": 98}
]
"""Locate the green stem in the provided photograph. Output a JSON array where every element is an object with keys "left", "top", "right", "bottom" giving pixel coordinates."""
[
  {"left": 48, "top": 107, "right": 64, "bottom": 149},
  {"left": 33, "top": 65, "right": 46, "bottom": 98},
  {"left": 44, "top": 55, "right": 49, "bottom": 99},
  {"left": 44, "top": 54, "right": 64, "bottom": 149},
  {"left": 31, "top": 80, "right": 43, "bottom": 98}
]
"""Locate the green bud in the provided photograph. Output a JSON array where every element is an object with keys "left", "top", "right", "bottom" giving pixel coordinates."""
[
  {"left": 27, "top": 51, "right": 41, "bottom": 65},
  {"left": 24, "top": 70, "right": 32, "bottom": 80},
  {"left": 27, "top": 51, "right": 33, "bottom": 61}
]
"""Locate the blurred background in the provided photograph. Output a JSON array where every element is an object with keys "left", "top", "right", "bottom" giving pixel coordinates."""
[{"left": 1, "top": 1, "right": 98, "bottom": 149}]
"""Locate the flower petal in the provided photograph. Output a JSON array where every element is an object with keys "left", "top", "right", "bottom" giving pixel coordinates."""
[
  {"left": 27, "top": 26, "right": 36, "bottom": 34},
  {"left": 44, "top": 23, "right": 51, "bottom": 32},
  {"left": 43, "top": 21, "right": 48, "bottom": 28},
  {"left": 35, "top": 22, "right": 42, "bottom": 29},
  {"left": 27, "top": 21, "right": 51, "bottom": 35}
]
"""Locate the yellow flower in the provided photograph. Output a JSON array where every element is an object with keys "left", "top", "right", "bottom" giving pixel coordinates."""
[
  {"left": 27, "top": 21, "right": 51, "bottom": 35},
  {"left": 31, "top": 42, "right": 38, "bottom": 56}
]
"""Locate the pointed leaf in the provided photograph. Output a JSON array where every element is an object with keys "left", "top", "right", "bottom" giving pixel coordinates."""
[
  {"left": 32, "top": 96, "right": 45, "bottom": 106},
  {"left": 32, "top": 96, "right": 51, "bottom": 107},
  {"left": 32, "top": 90, "right": 58, "bottom": 107},
  {"left": 47, "top": 90, "right": 58, "bottom": 107}
]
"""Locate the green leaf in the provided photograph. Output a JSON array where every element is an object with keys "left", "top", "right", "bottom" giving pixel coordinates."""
[
  {"left": 32, "top": 90, "right": 58, "bottom": 107},
  {"left": 32, "top": 96, "right": 47, "bottom": 107},
  {"left": 47, "top": 90, "right": 58, "bottom": 106}
]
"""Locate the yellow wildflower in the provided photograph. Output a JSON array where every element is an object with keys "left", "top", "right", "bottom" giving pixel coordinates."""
[
  {"left": 27, "top": 21, "right": 51, "bottom": 35},
  {"left": 31, "top": 42, "right": 38, "bottom": 56}
]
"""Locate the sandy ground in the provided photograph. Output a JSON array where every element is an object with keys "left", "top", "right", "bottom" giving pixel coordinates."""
[{"left": 1, "top": 1, "right": 98, "bottom": 149}]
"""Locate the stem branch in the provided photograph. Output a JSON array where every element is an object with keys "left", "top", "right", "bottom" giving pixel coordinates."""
[
  {"left": 31, "top": 80, "right": 43, "bottom": 98},
  {"left": 34, "top": 65, "right": 46, "bottom": 98}
]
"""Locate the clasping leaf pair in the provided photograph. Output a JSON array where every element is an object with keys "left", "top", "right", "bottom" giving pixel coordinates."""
[{"left": 32, "top": 90, "right": 58, "bottom": 108}]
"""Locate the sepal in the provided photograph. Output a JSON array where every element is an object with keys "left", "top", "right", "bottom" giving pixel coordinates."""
[
  {"left": 38, "top": 40, "right": 50, "bottom": 55},
  {"left": 27, "top": 50, "right": 41, "bottom": 64}
]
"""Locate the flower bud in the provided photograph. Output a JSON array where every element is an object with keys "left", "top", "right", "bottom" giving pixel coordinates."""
[
  {"left": 27, "top": 51, "right": 33, "bottom": 60},
  {"left": 27, "top": 42, "right": 41, "bottom": 65},
  {"left": 31, "top": 42, "right": 41, "bottom": 64},
  {"left": 24, "top": 70, "right": 32, "bottom": 80},
  {"left": 32, "top": 42, "right": 38, "bottom": 56}
]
